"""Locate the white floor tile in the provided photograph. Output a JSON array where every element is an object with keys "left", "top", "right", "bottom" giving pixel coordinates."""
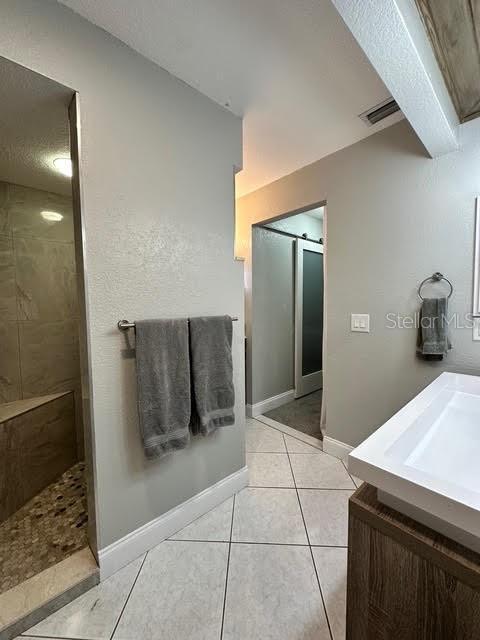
[
  {"left": 246, "top": 417, "right": 270, "bottom": 430},
  {"left": 290, "top": 454, "right": 355, "bottom": 489},
  {"left": 257, "top": 415, "right": 323, "bottom": 449},
  {"left": 169, "top": 497, "right": 233, "bottom": 542},
  {"left": 113, "top": 541, "right": 228, "bottom": 640},
  {"left": 232, "top": 488, "right": 307, "bottom": 545},
  {"left": 284, "top": 434, "right": 322, "bottom": 453},
  {"left": 246, "top": 452, "right": 294, "bottom": 487},
  {"left": 246, "top": 421, "right": 286, "bottom": 452},
  {"left": 299, "top": 489, "right": 353, "bottom": 546},
  {"left": 313, "top": 547, "right": 348, "bottom": 640},
  {"left": 223, "top": 543, "right": 330, "bottom": 640},
  {"left": 26, "top": 556, "right": 144, "bottom": 640}
]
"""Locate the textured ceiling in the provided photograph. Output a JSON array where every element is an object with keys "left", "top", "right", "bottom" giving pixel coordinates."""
[
  {"left": 57, "top": 0, "right": 402, "bottom": 196},
  {"left": 0, "top": 56, "right": 73, "bottom": 196}
]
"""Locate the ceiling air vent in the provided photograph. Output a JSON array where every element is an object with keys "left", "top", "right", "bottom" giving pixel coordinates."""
[{"left": 359, "top": 98, "right": 400, "bottom": 126}]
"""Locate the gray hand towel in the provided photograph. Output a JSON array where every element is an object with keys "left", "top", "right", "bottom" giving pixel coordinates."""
[
  {"left": 189, "top": 315, "right": 235, "bottom": 435},
  {"left": 135, "top": 319, "right": 191, "bottom": 459},
  {"left": 416, "top": 297, "right": 452, "bottom": 361}
]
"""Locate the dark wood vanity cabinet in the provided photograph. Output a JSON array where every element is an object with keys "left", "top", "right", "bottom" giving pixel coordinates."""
[{"left": 346, "top": 484, "right": 480, "bottom": 639}]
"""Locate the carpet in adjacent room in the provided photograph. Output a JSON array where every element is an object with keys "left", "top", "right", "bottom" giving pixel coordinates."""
[{"left": 264, "top": 390, "right": 322, "bottom": 440}]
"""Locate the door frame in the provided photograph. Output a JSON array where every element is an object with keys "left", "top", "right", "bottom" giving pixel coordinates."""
[
  {"left": 246, "top": 200, "right": 327, "bottom": 424},
  {"left": 294, "top": 238, "right": 324, "bottom": 398},
  {"left": 69, "top": 93, "right": 100, "bottom": 559}
]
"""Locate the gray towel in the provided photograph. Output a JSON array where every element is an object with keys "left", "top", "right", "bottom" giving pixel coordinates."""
[
  {"left": 189, "top": 315, "right": 235, "bottom": 435},
  {"left": 416, "top": 297, "right": 452, "bottom": 361},
  {"left": 135, "top": 319, "right": 191, "bottom": 459}
]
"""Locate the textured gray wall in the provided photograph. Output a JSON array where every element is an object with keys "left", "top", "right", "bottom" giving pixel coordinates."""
[
  {"left": 0, "top": 0, "right": 244, "bottom": 548},
  {"left": 237, "top": 120, "right": 480, "bottom": 447}
]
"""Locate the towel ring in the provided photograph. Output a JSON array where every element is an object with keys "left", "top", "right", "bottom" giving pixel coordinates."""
[{"left": 418, "top": 272, "right": 453, "bottom": 300}]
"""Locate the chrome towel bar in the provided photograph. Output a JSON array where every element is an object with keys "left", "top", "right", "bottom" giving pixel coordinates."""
[{"left": 118, "top": 317, "right": 239, "bottom": 331}]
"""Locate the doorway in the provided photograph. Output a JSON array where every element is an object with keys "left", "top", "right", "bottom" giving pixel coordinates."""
[
  {"left": 0, "top": 57, "right": 98, "bottom": 633},
  {"left": 247, "top": 204, "right": 325, "bottom": 444}
]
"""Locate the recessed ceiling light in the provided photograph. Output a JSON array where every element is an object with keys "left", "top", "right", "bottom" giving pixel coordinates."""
[
  {"left": 53, "top": 157, "right": 72, "bottom": 177},
  {"left": 41, "top": 210, "right": 63, "bottom": 222}
]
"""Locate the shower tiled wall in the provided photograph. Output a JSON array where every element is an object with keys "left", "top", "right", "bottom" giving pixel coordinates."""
[{"left": 0, "top": 181, "right": 83, "bottom": 455}]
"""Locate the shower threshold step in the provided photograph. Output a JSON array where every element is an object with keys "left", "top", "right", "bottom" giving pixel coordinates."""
[{"left": 0, "top": 546, "right": 99, "bottom": 640}]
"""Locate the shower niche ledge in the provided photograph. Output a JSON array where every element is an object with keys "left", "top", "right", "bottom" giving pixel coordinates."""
[{"left": 0, "top": 391, "right": 77, "bottom": 522}]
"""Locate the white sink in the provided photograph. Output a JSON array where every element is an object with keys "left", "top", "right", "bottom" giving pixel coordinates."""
[{"left": 349, "top": 372, "right": 480, "bottom": 553}]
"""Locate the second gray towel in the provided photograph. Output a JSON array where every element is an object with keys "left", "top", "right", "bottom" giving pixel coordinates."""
[
  {"left": 189, "top": 315, "right": 235, "bottom": 435},
  {"left": 417, "top": 297, "right": 452, "bottom": 361},
  {"left": 136, "top": 319, "right": 191, "bottom": 459}
]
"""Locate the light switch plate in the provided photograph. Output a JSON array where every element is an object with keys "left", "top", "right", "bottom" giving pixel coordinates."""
[{"left": 351, "top": 313, "right": 370, "bottom": 332}]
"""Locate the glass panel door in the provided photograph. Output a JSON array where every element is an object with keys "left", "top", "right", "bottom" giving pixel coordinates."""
[{"left": 295, "top": 239, "right": 323, "bottom": 397}]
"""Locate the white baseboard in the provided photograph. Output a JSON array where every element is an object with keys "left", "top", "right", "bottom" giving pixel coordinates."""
[
  {"left": 323, "top": 436, "right": 353, "bottom": 461},
  {"left": 255, "top": 415, "right": 323, "bottom": 451},
  {"left": 98, "top": 466, "right": 248, "bottom": 580},
  {"left": 246, "top": 389, "right": 295, "bottom": 418}
]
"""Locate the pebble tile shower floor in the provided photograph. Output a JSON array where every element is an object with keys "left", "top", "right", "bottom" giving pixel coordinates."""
[
  {"left": 17, "top": 418, "right": 362, "bottom": 640},
  {"left": 0, "top": 461, "right": 88, "bottom": 593}
]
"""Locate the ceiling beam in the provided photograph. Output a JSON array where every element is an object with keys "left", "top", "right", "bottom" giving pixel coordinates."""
[
  {"left": 415, "top": 0, "right": 480, "bottom": 123},
  {"left": 331, "top": 0, "right": 459, "bottom": 157}
]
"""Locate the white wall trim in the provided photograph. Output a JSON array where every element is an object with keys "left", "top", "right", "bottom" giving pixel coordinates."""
[
  {"left": 323, "top": 436, "right": 353, "bottom": 461},
  {"left": 246, "top": 389, "right": 295, "bottom": 418},
  {"left": 98, "top": 466, "right": 248, "bottom": 580}
]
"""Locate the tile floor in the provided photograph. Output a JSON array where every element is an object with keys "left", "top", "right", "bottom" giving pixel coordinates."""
[{"left": 18, "top": 418, "right": 361, "bottom": 640}]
